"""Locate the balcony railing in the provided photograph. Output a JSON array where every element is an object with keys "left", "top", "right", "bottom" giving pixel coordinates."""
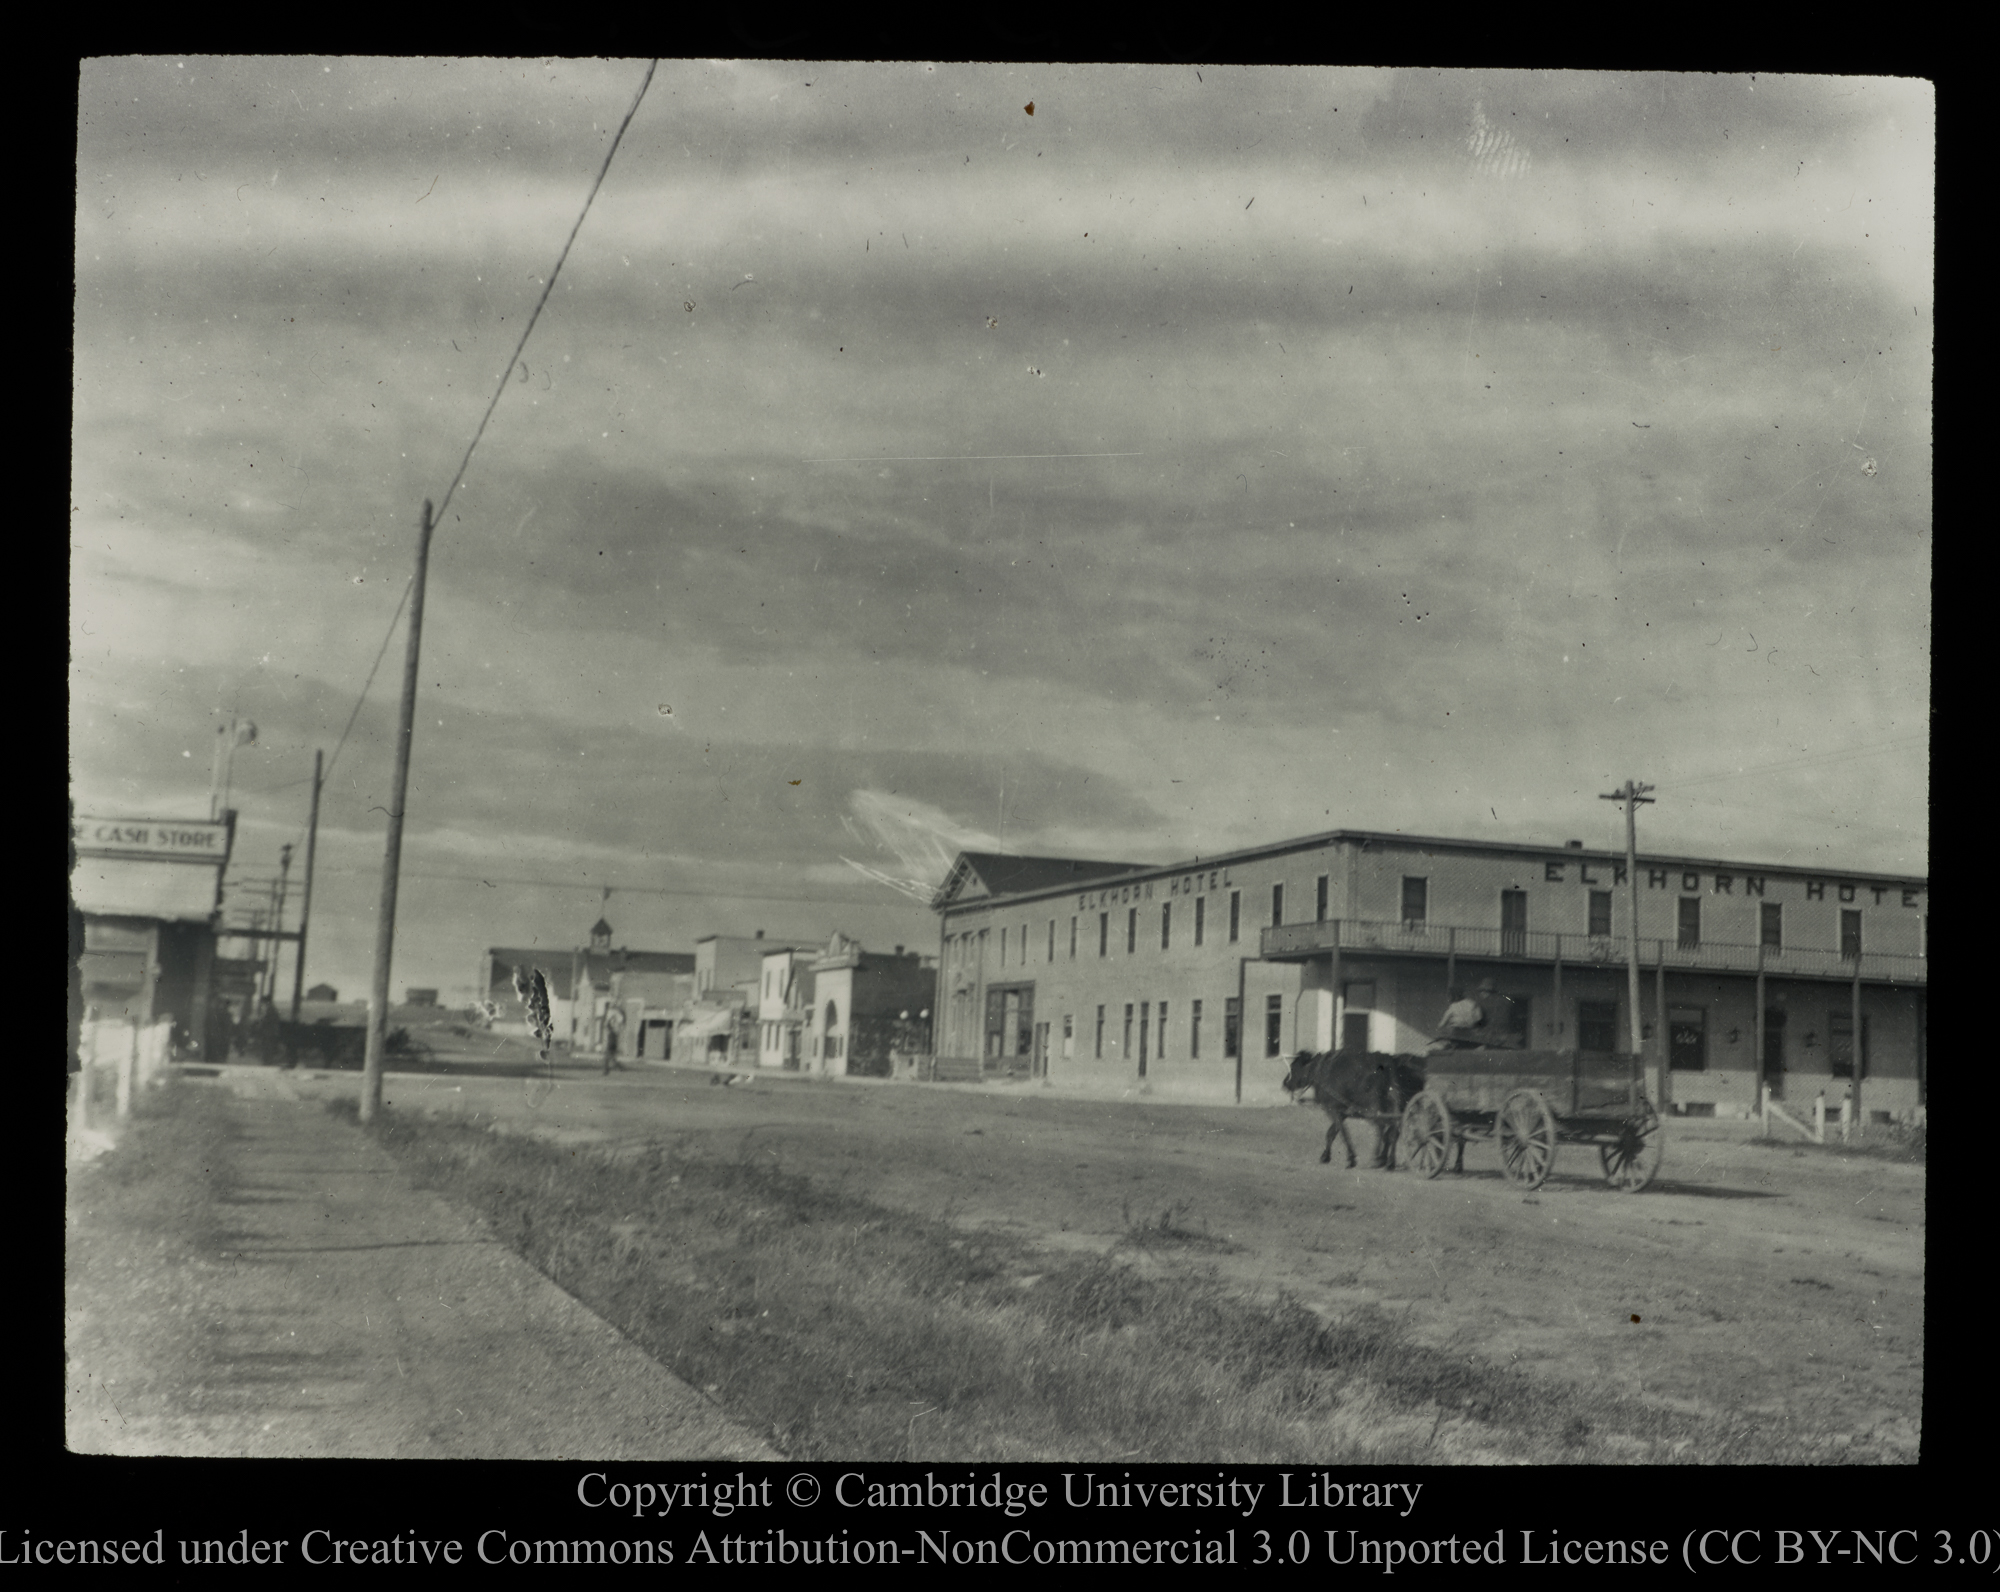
[{"left": 1260, "top": 918, "right": 1926, "bottom": 985}]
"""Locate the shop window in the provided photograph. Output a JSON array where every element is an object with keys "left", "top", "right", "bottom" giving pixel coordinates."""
[
  {"left": 1264, "top": 993, "right": 1283, "bottom": 1058},
  {"left": 1223, "top": 997, "right": 1241, "bottom": 1059},
  {"left": 1577, "top": 1000, "right": 1617, "bottom": 1052},
  {"left": 1668, "top": 1005, "right": 1707, "bottom": 1072}
]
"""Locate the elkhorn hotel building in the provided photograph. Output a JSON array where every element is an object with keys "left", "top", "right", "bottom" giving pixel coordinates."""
[{"left": 931, "top": 830, "right": 1927, "bottom": 1118}]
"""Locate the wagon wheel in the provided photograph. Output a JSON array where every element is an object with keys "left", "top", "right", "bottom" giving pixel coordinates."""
[
  {"left": 1399, "top": 1091, "right": 1453, "bottom": 1180},
  {"left": 1497, "top": 1090, "right": 1557, "bottom": 1190},
  {"left": 1599, "top": 1103, "right": 1663, "bottom": 1192}
]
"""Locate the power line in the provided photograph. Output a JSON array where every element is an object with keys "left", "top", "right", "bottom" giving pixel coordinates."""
[
  {"left": 322, "top": 574, "right": 414, "bottom": 789},
  {"left": 432, "top": 59, "right": 658, "bottom": 529},
  {"left": 259, "top": 62, "right": 659, "bottom": 814},
  {"left": 1655, "top": 733, "right": 1929, "bottom": 793}
]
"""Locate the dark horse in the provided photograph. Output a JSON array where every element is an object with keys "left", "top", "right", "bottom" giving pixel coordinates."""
[{"left": 1283, "top": 1051, "right": 1428, "bottom": 1168}]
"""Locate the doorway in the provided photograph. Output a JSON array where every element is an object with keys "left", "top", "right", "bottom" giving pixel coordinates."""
[
  {"left": 1500, "top": 890, "right": 1527, "bottom": 957},
  {"left": 1761, "top": 1007, "right": 1785, "bottom": 1099}
]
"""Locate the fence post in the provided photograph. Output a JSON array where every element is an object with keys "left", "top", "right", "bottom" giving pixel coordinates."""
[
  {"left": 1812, "top": 1091, "right": 1826, "bottom": 1145},
  {"left": 1838, "top": 1094, "right": 1852, "bottom": 1144},
  {"left": 1759, "top": 1082, "right": 1770, "bottom": 1138},
  {"left": 117, "top": 1020, "right": 137, "bottom": 1121}
]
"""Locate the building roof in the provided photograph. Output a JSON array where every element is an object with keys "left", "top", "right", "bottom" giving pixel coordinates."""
[
  {"left": 578, "top": 948, "right": 696, "bottom": 989},
  {"left": 932, "top": 851, "right": 1147, "bottom": 909},
  {"left": 935, "top": 829, "right": 1928, "bottom": 912}
]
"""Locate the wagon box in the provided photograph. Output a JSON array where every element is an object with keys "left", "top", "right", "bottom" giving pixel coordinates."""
[
  {"left": 1415, "top": 1048, "right": 1645, "bottom": 1120},
  {"left": 1399, "top": 1045, "right": 1661, "bottom": 1193}
]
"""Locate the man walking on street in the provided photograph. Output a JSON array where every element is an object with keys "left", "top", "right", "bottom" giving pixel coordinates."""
[{"left": 602, "top": 1004, "right": 627, "bottom": 1075}]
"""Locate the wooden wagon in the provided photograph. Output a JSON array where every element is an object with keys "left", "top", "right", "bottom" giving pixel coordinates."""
[{"left": 1396, "top": 1041, "right": 1662, "bottom": 1192}]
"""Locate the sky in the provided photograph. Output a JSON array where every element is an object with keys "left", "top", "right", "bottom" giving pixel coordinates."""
[{"left": 71, "top": 61, "right": 1932, "bottom": 1006}]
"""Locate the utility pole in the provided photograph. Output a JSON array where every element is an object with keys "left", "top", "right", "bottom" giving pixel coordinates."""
[
  {"left": 1600, "top": 780, "right": 1655, "bottom": 1109},
  {"left": 272, "top": 844, "right": 294, "bottom": 1008},
  {"left": 289, "top": 749, "right": 324, "bottom": 1022},
  {"left": 362, "top": 502, "right": 435, "bottom": 1123}
]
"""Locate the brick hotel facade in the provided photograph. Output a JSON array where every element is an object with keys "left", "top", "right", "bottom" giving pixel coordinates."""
[{"left": 930, "top": 830, "right": 1927, "bottom": 1117}]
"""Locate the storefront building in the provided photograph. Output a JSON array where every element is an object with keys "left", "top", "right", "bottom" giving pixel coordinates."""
[
  {"left": 931, "top": 830, "right": 1927, "bottom": 1117},
  {"left": 71, "top": 811, "right": 236, "bottom": 1055}
]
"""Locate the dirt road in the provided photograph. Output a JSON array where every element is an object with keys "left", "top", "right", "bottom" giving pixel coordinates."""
[{"left": 314, "top": 1061, "right": 1922, "bottom": 1461}]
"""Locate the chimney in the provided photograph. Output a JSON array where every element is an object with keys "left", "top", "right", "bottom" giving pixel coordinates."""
[
  {"left": 1565, "top": 839, "right": 1584, "bottom": 849},
  {"left": 894, "top": 945, "right": 904, "bottom": 956},
  {"left": 755, "top": 929, "right": 764, "bottom": 939}
]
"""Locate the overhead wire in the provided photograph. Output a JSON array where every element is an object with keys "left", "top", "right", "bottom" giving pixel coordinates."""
[{"left": 252, "top": 59, "right": 659, "bottom": 833}]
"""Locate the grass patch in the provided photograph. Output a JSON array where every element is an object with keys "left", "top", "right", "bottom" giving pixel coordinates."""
[
  {"left": 360, "top": 1106, "right": 1860, "bottom": 1464},
  {"left": 74, "top": 1074, "right": 239, "bottom": 1250}
]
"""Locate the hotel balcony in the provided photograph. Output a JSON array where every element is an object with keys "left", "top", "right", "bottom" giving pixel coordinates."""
[{"left": 1260, "top": 918, "right": 1926, "bottom": 987}]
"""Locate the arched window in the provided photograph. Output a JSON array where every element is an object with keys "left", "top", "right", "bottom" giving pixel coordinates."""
[{"left": 824, "top": 999, "right": 841, "bottom": 1060}]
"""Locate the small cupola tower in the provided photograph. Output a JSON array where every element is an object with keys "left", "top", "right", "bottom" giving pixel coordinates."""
[{"left": 589, "top": 917, "right": 613, "bottom": 954}]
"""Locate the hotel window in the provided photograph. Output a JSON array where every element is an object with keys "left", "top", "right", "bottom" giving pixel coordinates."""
[
  {"left": 1402, "top": 877, "right": 1428, "bottom": 926},
  {"left": 1228, "top": 891, "right": 1241, "bottom": 943},
  {"left": 1161, "top": 902, "right": 1172, "bottom": 950},
  {"left": 1062, "top": 1014, "right": 1074, "bottom": 1059},
  {"left": 1194, "top": 896, "right": 1206, "bottom": 946},
  {"left": 1223, "top": 997, "right": 1241, "bottom": 1059},
  {"left": 1760, "top": 902, "right": 1783, "bottom": 949},
  {"left": 1127, "top": 907, "right": 1138, "bottom": 954},
  {"left": 1316, "top": 874, "right": 1329, "bottom": 922},
  {"left": 1271, "top": 883, "right": 1285, "bottom": 928},
  {"left": 1138, "top": 1003, "right": 1150, "bottom": 1074},
  {"left": 1048, "top": 920, "right": 1056, "bottom": 962},
  {"left": 1264, "top": 994, "right": 1284, "bottom": 1058},
  {"left": 1070, "top": 916, "right": 1078, "bottom": 959},
  {"left": 1588, "top": 890, "right": 1613, "bottom": 938},
  {"left": 1190, "top": 999, "right": 1203, "bottom": 1058},
  {"left": 1021, "top": 923, "right": 1028, "bottom": 963},
  {"left": 1094, "top": 1006, "right": 1105, "bottom": 1059},
  {"left": 999, "top": 926, "right": 1008, "bottom": 966},
  {"left": 1123, "top": 1003, "right": 1134, "bottom": 1056},
  {"left": 1841, "top": 909, "right": 1863, "bottom": 960},
  {"left": 1156, "top": 1002, "right": 1167, "bottom": 1061},
  {"left": 1677, "top": 896, "right": 1701, "bottom": 949}
]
